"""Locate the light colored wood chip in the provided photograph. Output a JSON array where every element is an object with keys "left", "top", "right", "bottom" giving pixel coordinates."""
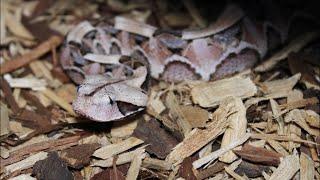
[
  {"left": 4, "top": 152, "right": 48, "bottom": 174},
  {"left": 269, "top": 153, "right": 300, "bottom": 180},
  {"left": 255, "top": 32, "right": 320, "bottom": 72},
  {"left": 267, "top": 140, "right": 289, "bottom": 156},
  {"left": 142, "top": 157, "right": 172, "bottom": 171},
  {"left": 166, "top": 97, "right": 237, "bottom": 165},
  {"left": 285, "top": 109, "right": 319, "bottom": 136},
  {"left": 148, "top": 90, "right": 166, "bottom": 114},
  {"left": 262, "top": 73, "right": 301, "bottom": 94},
  {"left": 93, "top": 137, "right": 143, "bottom": 159},
  {"left": 126, "top": 150, "right": 146, "bottom": 180},
  {"left": 10, "top": 173, "right": 36, "bottom": 180},
  {"left": 166, "top": 91, "right": 192, "bottom": 136},
  {"left": 300, "top": 152, "right": 315, "bottom": 180},
  {"left": 83, "top": 54, "right": 121, "bottom": 64},
  {"left": 111, "top": 119, "right": 138, "bottom": 138},
  {"left": 193, "top": 133, "right": 250, "bottom": 169},
  {"left": 4, "top": 74, "right": 47, "bottom": 91},
  {"left": 115, "top": 16, "right": 157, "bottom": 38},
  {"left": 305, "top": 110, "right": 320, "bottom": 128},
  {"left": 280, "top": 97, "right": 319, "bottom": 113},
  {"left": 40, "top": 88, "right": 76, "bottom": 116},
  {"left": 4, "top": 8, "right": 34, "bottom": 40},
  {"left": 179, "top": 105, "right": 209, "bottom": 128},
  {"left": 29, "top": 60, "right": 53, "bottom": 80},
  {"left": 92, "top": 147, "right": 145, "bottom": 167},
  {"left": 13, "top": 88, "right": 27, "bottom": 108},
  {"left": 0, "top": 103, "right": 9, "bottom": 136},
  {"left": 270, "top": 99, "right": 285, "bottom": 135},
  {"left": 219, "top": 97, "right": 247, "bottom": 163},
  {"left": 198, "top": 141, "right": 213, "bottom": 158},
  {"left": 191, "top": 76, "right": 257, "bottom": 107},
  {"left": 245, "top": 91, "right": 289, "bottom": 108}
]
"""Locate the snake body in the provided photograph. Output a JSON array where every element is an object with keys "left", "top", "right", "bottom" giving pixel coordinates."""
[{"left": 59, "top": 4, "right": 300, "bottom": 122}]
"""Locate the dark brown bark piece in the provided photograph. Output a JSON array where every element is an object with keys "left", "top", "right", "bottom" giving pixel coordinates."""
[
  {"left": 60, "top": 143, "right": 101, "bottom": 169},
  {"left": 21, "top": 90, "right": 52, "bottom": 117},
  {"left": 133, "top": 119, "right": 179, "bottom": 159},
  {"left": 315, "top": 136, "right": 320, "bottom": 157},
  {"left": 288, "top": 52, "right": 318, "bottom": 86},
  {"left": 235, "top": 161, "right": 270, "bottom": 178},
  {"left": 91, "top": 166, "right": 126, "bottom": 180},
  {"left": 33, "top": 152, "right": 74, "bottom": 180},
  {"left": 0, "top": 78, "right": 20, "bottom": 114},
  {"left": 233, "top": 144, "right": 282, "bottom": 166},
  {"left": 178, "top": 157, "right": 197, "bottom": 180},
  {"left": 196, "top": 162, "right": 226, "bottom": 180}
]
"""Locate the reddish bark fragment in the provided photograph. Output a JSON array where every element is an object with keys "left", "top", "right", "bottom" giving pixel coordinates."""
[
  {"left": 60, "top": 143, "right": 101, "bottom": 169},
  {"left": 196, "top": 162, "right": 226, "bottom": 180},
  {"left": 0, "top": 78, "right": 20, "bottom": 114},
  {"left": 178, "top": 157, "right": 197, "bottom": 180},
  {"left": 233, "top": 144, "right": 282, "bottom": 166},
  {"left": 91, "top": 164, "right": 127, "bottom": 180}
]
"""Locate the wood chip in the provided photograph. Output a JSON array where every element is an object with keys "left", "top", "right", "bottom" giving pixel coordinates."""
[
  {"left": 93, "top": 137, "right": 143, "bottom": 159},
  {"left": 305, "top": 110, "right": 320, "bottom": 128},
  {"left": 167, "top": 97, "right": 237, "bottom": 165},
  {"left": 4, "top": 151, "right": 48, "bottom": 175},
  {"left": 285, "top": 109, "right": 319, "bottom": 136},
  {"left": 93, "top": 147, "right": 145, "bottom": 168},
  {"left": 166, "top": 91, "right": 192, "bottom": 136},
  {"left": 225, "top": 166, "right": 245, "bottom": 180},
  {"left": 40, "top": 88, "right": 76, "bottom": 116},
  {"left": 191, "top": 76, "right": 257, "bottom": 107},
  {"left": 192, "top": 133, "right": 250, "bottom": 169},
  {"left": 178, "top": 157, "right": 197, "bottom": 180},
  {"left": 142, "top": 157, "right": 172, "bottom": 171},
  {"left": 270, "top": 99, "right": 285, "bottom": 135},
  {"left": 133, "top": 119, "right": 179, "bottom": 159},
  {"left": 267, "top": 140, "right": 289, "bottom": 156},
  {"left": 126, "top": 149, "right": 145, "bottom": 180},
  {"left": 269, "top": 153, "right": 300, "bottom": 180},
  {"left": 4, "top": 74, "right": 47, "bottom": 91},
  {"left": 0, "top": 35, "right": 62, "bottom": 75},
  {"left": 233, "top": 144, "right": 282, "bottom": 166},
  {"left": 300, "top": 152, "right": 315, "bottom": 180},
  {"left": 33, "top": 152, "right": 73, "bottom": 180},
  {"left": 261, "top": 73, "right": 301, "bottom": 95},
  {"left": 4, "top": 8, "right": 34, "bottom": 40},
  {"left": 219, "top": 97, "right": 247, "bottom": 163},
  {"left": 10, "top": 174, "right": 36, "bottom": 180},
  {"left": 60, "top": 143, "right": 100, "bottom": 169},
  {"left": 0, "top": 103, "right": 9, "bottom": 136},
  {"left": 111, "top": 119, "right": 138, "bottom": 138}
]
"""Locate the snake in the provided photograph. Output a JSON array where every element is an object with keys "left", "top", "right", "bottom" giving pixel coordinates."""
[{"left": 59, "top": 4, "right": 312, "bottom": 122}]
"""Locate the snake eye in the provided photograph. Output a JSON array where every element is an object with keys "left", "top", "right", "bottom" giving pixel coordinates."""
[
  {"left": 108, "top": 96, "right": 114, "bottom": 105},
  {"left": 76, "top": 85, "right": 82, "bottom": 92}
]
